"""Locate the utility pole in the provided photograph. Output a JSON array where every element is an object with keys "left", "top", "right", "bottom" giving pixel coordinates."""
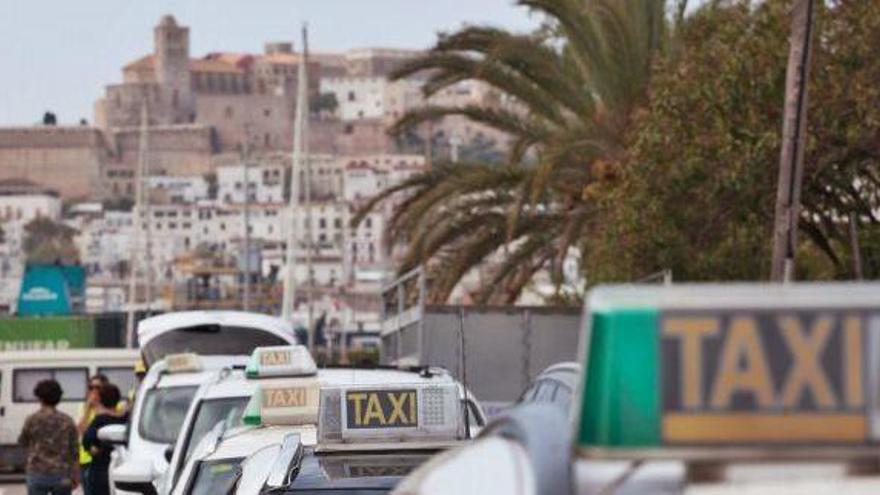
[
  {"left": 241, "top": 132, "right": 252, "bottom": 311},
  {"left": 771, "top": 0, "right": 816, "bottom": 282}
]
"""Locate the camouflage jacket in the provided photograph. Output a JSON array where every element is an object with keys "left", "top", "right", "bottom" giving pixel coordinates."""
[{"left": 18, "top": 407, "right": 79, "bottom": 476}]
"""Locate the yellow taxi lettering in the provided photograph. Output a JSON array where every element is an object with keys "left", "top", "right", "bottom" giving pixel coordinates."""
[
  {"left": 844, "top": 316, "right": 864, "bottom": 407},
  {"left": 364, "top": 394, "right": 386, "bottom": 425},
  {"left": 778, "top": 315, "right": 835, "bottom": 408},
  {"left": 710, "top": 317, "right": 774, "bottom": 409},
  {"left": 260, "top": 350, "right": 291, "bottom": 367},
  {"left": 345, "top": 389, "right": 419, "bottom": 428},
  {"left": 664, "top": 318, "right": 719, "bottom": 408},
  {"left": 387, "top": 391, "right": 413, "bottom": 425},
  {"left": 263, "top": 387, "right": 306, "bottom": 408},
  {"left": 348, "top": 393, "right": 368, "bottom": 425}
]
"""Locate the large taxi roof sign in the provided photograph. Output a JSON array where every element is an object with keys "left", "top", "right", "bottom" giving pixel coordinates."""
[
  {"left": 243, "top": 377, "right": 321, "bottom": 426},
  {"left": 575, "top": 283, "right": 880, "bottom": 460},
  {"left": 318, "top": 383, "right": 463, "bottom": 448},
  {"left": 163, "top": 352, "right": 203, "bottom": 374},
  {"left": 246, "top": 345, "right": 317, "bottom": 379}
]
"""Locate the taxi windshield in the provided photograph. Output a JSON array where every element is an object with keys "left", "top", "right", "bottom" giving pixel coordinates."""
[
  {"left": 139, "top": 386, "right": 198, "bottom": 443},
  {"left": 281, "top": 450, "right": 432, "bottom": 494},
  {"left": 183, "top": 397, "right": 248, "bottom": 463},
  {"left": 188, "top": 458, "right": 243, "bottom": 495}
]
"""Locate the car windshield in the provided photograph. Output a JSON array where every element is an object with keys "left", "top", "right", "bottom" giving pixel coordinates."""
[
  {"left": 283, "top": 451, "right": 431, "bottom": 494},
  {"left": 138, "top": 386, "right": 198, "bottom": 443},
  {"left": 188, "top": 458, "right": 243, "bottom": 495},
  {"left": 183, "top": 397, "right": 248, "bottom": 465}
]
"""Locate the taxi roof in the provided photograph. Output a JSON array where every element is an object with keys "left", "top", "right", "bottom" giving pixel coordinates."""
[
  {"left": 197, "top": 367, "right": 455, "bottom": 401},
  {"left": 203, "top": 425, "right": 318, "bottom": 462}
]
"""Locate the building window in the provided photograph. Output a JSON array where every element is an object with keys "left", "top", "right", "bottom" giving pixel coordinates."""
[{"left": 348, "top": 91, "right": 356, "bottom": 102}]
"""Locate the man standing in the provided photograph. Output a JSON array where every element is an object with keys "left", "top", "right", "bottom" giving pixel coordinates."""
[{"left": 18, "top": 379, "right": 80, "bottom": 495}]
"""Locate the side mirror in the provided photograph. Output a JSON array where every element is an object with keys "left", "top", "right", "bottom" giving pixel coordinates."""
[
  {"left": 113, "top": 461, "right": 158, "bottom": 495},
  {"left": 164, "top": 445, "right": 174, "bottom": 463},
  {"left": 98, "top": 424, "right": 127, "bottom": 446}
]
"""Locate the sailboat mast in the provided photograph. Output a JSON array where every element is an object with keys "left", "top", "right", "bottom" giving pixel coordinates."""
[
  {"left": 282, "top": 24, "right": 309, "bottom": 331},
  {"left": 126, "top": 103, "right": 150, "bottom": 347}
]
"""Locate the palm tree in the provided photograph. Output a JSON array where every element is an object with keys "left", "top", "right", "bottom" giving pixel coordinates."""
[{"left": 355, "top": 0, "right": 670, "bottom": 304}]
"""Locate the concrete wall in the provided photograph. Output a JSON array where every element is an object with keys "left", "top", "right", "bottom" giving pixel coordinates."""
[
  {"left": 385, "top": 306, "right": 583, "bottom": 404},
  {"left": 0, "top": 127, "right": 106, "bottom": 199}
]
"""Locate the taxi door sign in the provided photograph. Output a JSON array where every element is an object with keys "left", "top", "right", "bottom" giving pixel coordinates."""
[
  {"left": 576, "top": 284, "right": 880, "bottom": 454},
  {"left": 345, "top": 389, "right": 418, "bottom": 429},
  {"left": 662, "top": 310, "right": 865, "bottom": 443}
]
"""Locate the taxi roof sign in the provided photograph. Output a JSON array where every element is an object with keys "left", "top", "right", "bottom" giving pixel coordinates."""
[
  {"left": 575, "top": 283, "right": 880, "bottom": 460},
  {"left": 318, "top": 383, "right": 463, "bottom": 446},
  {"left": 243, "top": 377, "right": 320, "bottom": 426},
  {"left": 163, "top": 352, "right": 203, "bottom": 373},
  {"left": 246, "top": 345, "right": 317, "bottom": 379}
]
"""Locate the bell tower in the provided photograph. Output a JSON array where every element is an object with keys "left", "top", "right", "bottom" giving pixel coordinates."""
[{"left": 154, "top": 15, "right": 194, "bottom": 123}]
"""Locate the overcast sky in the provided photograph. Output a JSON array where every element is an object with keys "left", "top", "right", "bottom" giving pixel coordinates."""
[{"left": 0, "top": 0, "right": 538, "bottom": 125}]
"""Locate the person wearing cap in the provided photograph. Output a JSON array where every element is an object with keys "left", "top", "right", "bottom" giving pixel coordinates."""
[
  {"left": 19, "top": 379, "right": 80, "bottom": 495},
  {"left": 127, "top": 359, "right": 147, "bottom": 411}
]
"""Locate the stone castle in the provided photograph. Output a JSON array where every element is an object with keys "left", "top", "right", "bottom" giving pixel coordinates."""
[{"left": 0, "top": 15, "right": 426, "bottom": 200}]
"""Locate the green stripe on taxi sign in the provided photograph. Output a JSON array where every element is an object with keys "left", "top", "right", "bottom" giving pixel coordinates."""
[{"left": 578, "top": 307, "right": 660, "bottom": 447}]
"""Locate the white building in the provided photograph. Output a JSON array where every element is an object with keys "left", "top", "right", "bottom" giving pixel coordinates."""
[
  {"left": 0, "top": 179, "right": 63, "bottom": 311},
  {"left": 217, "top": 163, "right": 285, "bottom": 204},
  {"left": 320, "top": 77, "right": 387, "bottom": 121},
  {"left": 148, "top": 175, "right": 209, "bottom": 204}
]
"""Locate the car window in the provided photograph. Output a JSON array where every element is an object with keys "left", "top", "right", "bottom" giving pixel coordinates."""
[
  {"left": 13, "top": 368, "right": 88, "bottom": 402},
  {"left": 188, "top": 458, "right": 243, "bottom": 495},
  {"left": 139, "top": 386, "right": 198, "bottom": 443},
  {"left": 175, "top": 397, "right": 248, "bottom": 487}
]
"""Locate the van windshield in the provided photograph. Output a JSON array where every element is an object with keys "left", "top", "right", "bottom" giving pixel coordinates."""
[
  {"left": 139, "top": 386, "right": 198, "bottom": 443},
  {"left": 141, "top": 326, "right": 292, "bottom": 365}
]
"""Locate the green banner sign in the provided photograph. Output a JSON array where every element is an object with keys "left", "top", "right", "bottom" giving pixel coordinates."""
[{"left": 0, "top": 316, "right": 95, "bottom": 351}]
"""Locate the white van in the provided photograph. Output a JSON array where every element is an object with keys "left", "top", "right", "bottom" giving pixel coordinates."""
[
  {"left": 108, "top": 311, "right": 298, "bottom": 494},
  {"left": 0, "top": 349, "right": 139, "bottom": 471}
]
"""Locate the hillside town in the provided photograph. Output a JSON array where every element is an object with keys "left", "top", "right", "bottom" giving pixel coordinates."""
[{"left": 0, "top": 15, "right": 516, "bottom": 338}]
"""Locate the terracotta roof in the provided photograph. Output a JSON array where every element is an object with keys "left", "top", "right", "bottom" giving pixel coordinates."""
[
  {"left": 204, "top": 52, "right": 254, "bottom": 69},
  {"left": 258, "top": 53, "right": 301, "bottom": 65},
  {"left": 123, "top": 55, "right": 155, "bottom": 71},
  {"left": 122, "top": 54, "right": 244, "bottom": 74}
]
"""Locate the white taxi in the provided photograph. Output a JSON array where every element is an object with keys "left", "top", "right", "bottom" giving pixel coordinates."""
[
  {"left": 100, "top": 311, "right": 298, "bottom": 495},
  {"left": 171, "top": 345, "right": 482, "bottom": 495}
]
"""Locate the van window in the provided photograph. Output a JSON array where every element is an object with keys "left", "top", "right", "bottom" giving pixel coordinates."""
[
  {"left": 13, "top": 368, "right": 88, "bottom": 402},
  {"left": 98, "top": 367, "right": 136, "bottom": 397}
]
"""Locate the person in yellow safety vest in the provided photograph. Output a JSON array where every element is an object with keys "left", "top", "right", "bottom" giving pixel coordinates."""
[
  {"left": 77, "top": 374, "right": 108, "bottom": 495},
  {"left": 127, "top": 359, "right": 147, "bottom": 412}
]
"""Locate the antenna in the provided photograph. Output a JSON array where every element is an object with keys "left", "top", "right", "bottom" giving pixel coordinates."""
[{"left": 458, "top": 307, "right": 472, "bottom": 439}]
